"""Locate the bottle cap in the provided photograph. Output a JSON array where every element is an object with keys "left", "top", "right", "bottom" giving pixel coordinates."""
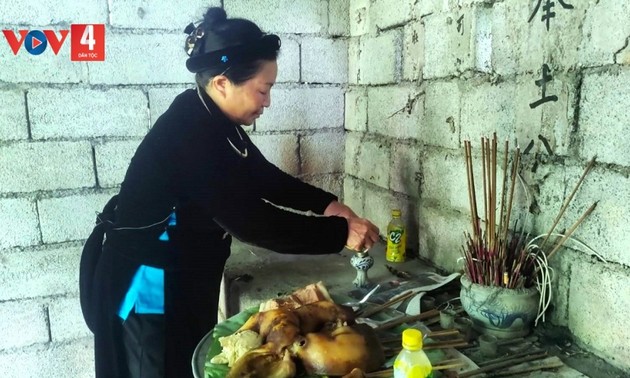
[
  {"left": 391, "top": 209, "right": 401, "bottom": 217},
  {"left": 402, "top": 328, "right": 423, "bottom": 350}
]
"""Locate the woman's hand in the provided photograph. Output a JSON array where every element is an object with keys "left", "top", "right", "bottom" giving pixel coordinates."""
[
  {"left": 324, "top": 200, "right": 358, "bottom": 219},
  {"left": 345, "top": 217, "right": 380, "bottom": 253},
  {"left": 323, "top": 201, "right": 378, "bottom": 252}
]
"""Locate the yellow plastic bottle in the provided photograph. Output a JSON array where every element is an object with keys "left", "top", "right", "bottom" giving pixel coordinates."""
[
  {"left": 393, "top": 328, "right": 433, "bottom": 378},
  {"left": 386, "top": 209, "right": 406, "bottom": 262}
]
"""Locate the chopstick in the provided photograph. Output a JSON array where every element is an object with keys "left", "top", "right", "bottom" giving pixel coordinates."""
[
  {"left": 423, "top": 339, "right": 470, "bottom": 350},
  {"left": 358, "top": 290, "right": 415, "bottom": 318},
  {"left": 379, "top": 328, "right": 460, "bottom": 344},
  {"left": 373, "top": 309, "right": 439, "bottom": 332},
  {"left": 458, "top": 352, "right": 548, "bottom": 378}
]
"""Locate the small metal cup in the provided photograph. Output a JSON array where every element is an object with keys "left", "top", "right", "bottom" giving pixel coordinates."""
[
  {"left": 479, "top": 334, "right": 499, "bottom": 357},
  {"left": 439, "top": 309, "right": 457, "bottom": 329},
  {"left": 421, "top": 295, "right": 436, "bottom": 312},
  {"left": 454, "top": 316, "right": 474, "bottom": 342}
]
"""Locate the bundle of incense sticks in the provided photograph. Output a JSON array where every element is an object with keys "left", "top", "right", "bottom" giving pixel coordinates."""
[
  {"left": 462, "top": 134, "right": 597, "bottom": 289},
  {"left": 463, "top": 133, "right": 532, "bottom": 288}
]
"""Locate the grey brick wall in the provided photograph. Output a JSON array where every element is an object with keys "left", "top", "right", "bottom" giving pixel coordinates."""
[
  {"left": 345, "top": 0, "right": 630, "bottom": 372},
  {"left": 0, "top": 141, "right": 95, "bottom": 192},
  {"left": 353, "top": 30, "right": 402, "bottom": 84},
  {"left": 38, "top": 193, "right": 115, "bottom": 244},
  {"left": 0, "top": 90, "right": 29, "bottom": 141},
  {"left": 300, "top": 130, "right": 345, "bottom": 174},
  {"left": 249, "top": 133, "right": 300, "bottom": 176},
  {"left": 225, "top": 0, "right": 328, "bottom": 34},
  {"left": 302, "top": 37, "right": 348, "bottom": 83},
  {"left": 0, "top": 300, "right": 48, "bottom": 350},
  {"left": 256, "top": 86, "right": 345, "bottom": 131},
  {"left": 580, "top": 69, "right": 630, "bottom": 166},
  {"left": 0, "top": 1, "right": 349, "bottom": 376},
  {"left": 344, "top": 87, "right": 367, "bottom": 132},
  {"left": 2, "top": 0, "right": 630, "bottom": 375},
  {"left": 0, "top": 198, "right": 40, "bottom": 249},
  {"left": 367, "top": 85, "right": 423, "bottom": 139},
  {"left": 29, "top": 88, "right": 149, "bottom": 139},
  {"left": 0, "top": 42, "right": 88, "bottom": 83},
  {"left": 94, "top": 139, "right": 143, "bottom": 187}
]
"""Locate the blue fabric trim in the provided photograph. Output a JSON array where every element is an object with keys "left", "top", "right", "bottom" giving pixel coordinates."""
[
  {"left": 117, "top": 265, "right": 164, "bottom": 320},
  {"left": 118, "top": 210, "right": 173, "bottom": 320}
]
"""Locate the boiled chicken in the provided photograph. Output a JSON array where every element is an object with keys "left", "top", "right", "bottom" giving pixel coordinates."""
[
  {"left": 226, "top": 347, "right": 295, "bottom": 378},
  {"left": 238, "top": 308, "right": 301, "bottom": 352}
]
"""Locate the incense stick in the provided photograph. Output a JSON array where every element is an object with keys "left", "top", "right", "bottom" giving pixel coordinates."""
[
  {"left": 545, "top": 201, "right": 598, "bottom": 260},
  {"left": 540, "top": 157, "right": 596, "bottom": 250},
  {"left": 462, "top": 139, "right": 597, "bottom": 290},
  {"left": 462, "top": 138, "right": 535, "bottom": 288}
]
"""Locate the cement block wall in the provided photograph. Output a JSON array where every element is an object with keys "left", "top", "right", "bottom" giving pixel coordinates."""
[
  {"left": 346, "top": 0, "right": 630, "bottom": 372},
  {"left": 0, "top": 1, "right": 347, "bottom": 376},
  {"left": 2, "top": 0, "right": 629, "bottom": 376}
]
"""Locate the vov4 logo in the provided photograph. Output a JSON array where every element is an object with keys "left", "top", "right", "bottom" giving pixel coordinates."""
[{"left": 2, "top": 24, "right": 105, "bottom": 61}]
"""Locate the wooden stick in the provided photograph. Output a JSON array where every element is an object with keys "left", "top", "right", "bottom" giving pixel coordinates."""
[
  {"left": 458, "top": 352, "right": 548, "bottom": 378},
  {"left": 377, "top": 336, "right": 399, "bottom": 344},
  {"left": 485, "top": 137, "right": 490, "bottom": 255},
  {"left": 423, "top": 316, "right": 441, "bottom": 326},
  {"left": 365, "top": 369, "right": 393, "bottom": 378},
  {"left": 499, "top": 139, "right": 509, "bottom": 248},
  {"left": 545, "top": 201, "right": 598, "bottom": 260},
  {"left": 471, "top": 143, "right": 480, "bottom": 240},
  {"left": 492, "top": 356, "right": 564, "bottom": 376},
  {"left": 434, "top": 357, "right": 466, "bottom": 366},
  {"left": 465, "top": 141, "right": 480, "bottom": 241},
  {"left": 540, "top": 156, "right": 596, "bottom": 250},
  {"left": 358, "top": 290, "right": 415, "bottom": 318},
  {"left": 434, "top": 361, "right": 466, "bottom": 371},
  {"left": 481, "top": 137, "right": 490, "bottom": 235},
  {"left": 423, "top": 340, "right": 469, "bottom": 350},
  {"left": 386, "top": 340, "right": 470, "bottom": 355},
  {"left": 492, "top": 134, "right": 498, "bottom": 255},
  {"left": 477, "top": 349, "right": 544, "bottom": 367},
  {"left": 380, "top": 328, "right": 461, "bottom": 345},
  {"left": 428, "top": 329, "right": 461, "bottom": 338},
  {"left": 374, "top": 309, "right": 440, "bottom": 332},
  {"left": 502, "top": 147, "right": 520, "bottom": 252},
  {"left": 464, "top": 142, "right": 474, "bottom": 233}
]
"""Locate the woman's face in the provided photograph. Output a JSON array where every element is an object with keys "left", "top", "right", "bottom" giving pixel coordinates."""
[{"left": 223, "top": 60, "right": 277, "bottom": 126}]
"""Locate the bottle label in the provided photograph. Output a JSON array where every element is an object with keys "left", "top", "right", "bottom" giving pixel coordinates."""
[
  {"left": 386, "top": 226, "right": 406, "bottom": 262},
  {"left": 389, "top": 230, "right": 403, "bottom": 244},
  {"left": 394, "top": 358, "right": 433, "bottom": 378}
]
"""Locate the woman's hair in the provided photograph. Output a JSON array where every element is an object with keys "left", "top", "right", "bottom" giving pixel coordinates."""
[{"left": 184, "top": 7, "right": 280, "bottom": 87}]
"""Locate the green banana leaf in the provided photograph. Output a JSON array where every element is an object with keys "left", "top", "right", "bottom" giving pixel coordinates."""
[
  {"left": 204, "top": 306, "right": 259, "bottom": 378},
  {"left": 203, "top": 307, "right": 445, "bottom": 378}
]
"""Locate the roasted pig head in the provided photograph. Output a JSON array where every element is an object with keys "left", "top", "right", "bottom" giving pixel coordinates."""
[
  {"left": 294, "top": 300, "right": 355, "bottom": 333},
  {"left": 290, "top": 323, "right": 385, "bottom": 376}
]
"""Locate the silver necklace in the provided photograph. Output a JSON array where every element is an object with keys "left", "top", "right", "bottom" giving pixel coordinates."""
[{"left": 196, "top": 87, "right": 248, "bottom": 158}]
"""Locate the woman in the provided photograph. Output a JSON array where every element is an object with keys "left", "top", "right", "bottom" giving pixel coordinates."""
[{"left": 81, "top": 6, "right": 380, "bottom": 378}]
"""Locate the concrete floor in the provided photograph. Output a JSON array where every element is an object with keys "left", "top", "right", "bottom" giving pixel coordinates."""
[{"left": 220, "top": 241, "right": 627, "bottom": 378}]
